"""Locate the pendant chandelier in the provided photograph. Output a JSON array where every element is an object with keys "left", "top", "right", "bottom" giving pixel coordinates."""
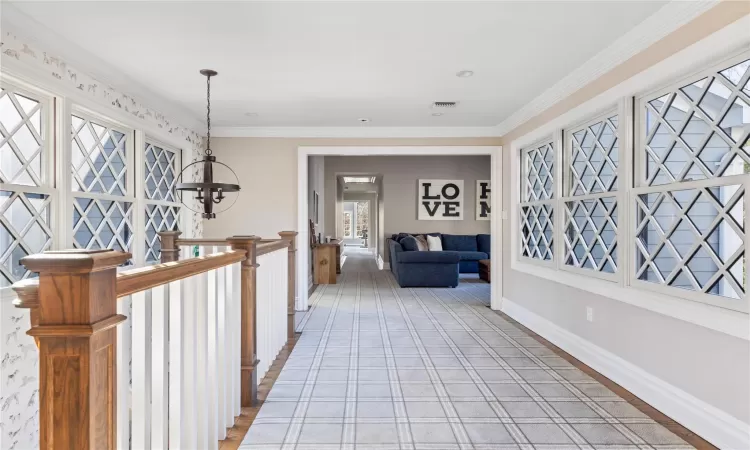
[{"left": 175, "top": 69, "right": 240, "bottom": 219}]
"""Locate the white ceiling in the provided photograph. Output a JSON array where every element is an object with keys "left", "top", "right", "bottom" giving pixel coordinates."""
[{"left": 6, "top": 1, "right": 672, "bottom": 129}]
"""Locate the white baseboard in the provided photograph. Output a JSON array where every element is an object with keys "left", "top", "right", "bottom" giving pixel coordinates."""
[
  {"left": 377, "top": 255, "right": 384, "bottom": 270},
  {"left": 501, "top": 297, "right": 750, "bottom": 450}
]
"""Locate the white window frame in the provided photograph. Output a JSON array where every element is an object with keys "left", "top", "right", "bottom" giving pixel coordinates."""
[
  {"left": 510, "top": 46, "right": 750, "bottom": 338},
  {"left": 140, "top": 136, "right": 183, "bottom": 265},
  {"left": 559, "top": 107, "right": 625, "bottom": 283},
  {"left": 518, "top": 136, "right": 557, "bottom": 268},
  {"left": 631, "top": 52, "right": 749, "bottom": 313},
  {"left": 69, "top": 106, "right": 138, "bottom": 262},
  {"left": 0, "top": 79, "right": 58, "bottom": 290}
]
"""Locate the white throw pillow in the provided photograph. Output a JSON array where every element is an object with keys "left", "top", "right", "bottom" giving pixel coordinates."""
[{"left": 426, "top": 235, "right": 443, "bottom": 251}]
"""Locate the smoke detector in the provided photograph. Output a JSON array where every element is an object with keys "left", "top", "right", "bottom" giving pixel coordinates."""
[{"left": 431, "top": 101, "right": 459, "bottom": 109}]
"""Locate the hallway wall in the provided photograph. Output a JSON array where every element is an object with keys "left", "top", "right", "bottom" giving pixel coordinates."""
[
  {"left": 204, "top": 137, "right": 500, "bottom": 239},
  {"left": 325, "top": 155, "right": 491, "bottom": 261}
]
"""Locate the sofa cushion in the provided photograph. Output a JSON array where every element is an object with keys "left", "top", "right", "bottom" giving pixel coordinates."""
[
  {"left": 477, "top": 234, "right": 491, "bottom": 255},
  {"left": 400, "top": 236, "right": 419, "bottom": 252},
  {"left": 427, "top": 235, "right": 443, "bottom": 251},
  {"left": 458, "top": 251, "right": 489, "bottom": 261},
  {"left": 397, "top": 251, "right": 460, "bottom": 264},
  {"left": 414, "top": 235, "right": 429, "bottom": 251},
  {"left": 442, "top": 234, "right": 478, "bottom": 252}
]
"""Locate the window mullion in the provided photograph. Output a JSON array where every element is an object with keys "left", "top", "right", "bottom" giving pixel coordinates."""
[
  {"left": 56, "top": 97, "right": 73, "bottom": 249},
  {"left": 133, "top": 130, "right": 146, "bottom": 266}
]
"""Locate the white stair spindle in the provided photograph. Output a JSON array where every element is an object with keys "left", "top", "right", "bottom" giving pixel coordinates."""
[
  {"left": 182, "top": 274, "right": 198, "bottom": 447},
  {"left": 150, "top": 284, "right": 168, "bottom": 450},
  {"left": 169, "top": 279, "right": 185, "bottom": 448},
  {"left": 132, "top": 289, "right": 151, "bottom": 449},
  {"left": 207, "top": 255, "right": 220, "bottom": 444},
  {"left": 116, "top": 295, "right": 131, "bottom": 450},
  {"left": 232, "top": 261, "right": 242, "bottom": 416},
  {"left": 196, "top": 267, "right": 210, "bottom": 448},
  {"left": 216, "top": 261, "right": 228, "bottom": 435}
]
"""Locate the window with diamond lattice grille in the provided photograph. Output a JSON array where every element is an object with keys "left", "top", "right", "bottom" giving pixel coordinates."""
[
  {"left": 0, "top": 88, "right": 44, "bottom": 186},
  {"left": 144, "top": 141, "right": 181, "bottom": 263},
  {"left": 0, "top": 84, "right": 52, "bottom": 288},
  {"left": 520, "top": 140, "right": 555, "bottom": 262},
  {"left": 562, "top": 112, "right": 620, "bottom": 275},
  {"left": 71, "top": 115, "right": 128, "bottom": 195},
  {"left": 635, "top": 56, "right": 748, "bottom": 306}
]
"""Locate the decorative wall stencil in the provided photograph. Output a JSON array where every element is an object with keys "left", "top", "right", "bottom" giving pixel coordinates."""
[
  {"left": 418, "top": 179, "right": 464, "bottom": 220},
  {"left": 476, "top": 180, "right": 491, "bottom": 220}
]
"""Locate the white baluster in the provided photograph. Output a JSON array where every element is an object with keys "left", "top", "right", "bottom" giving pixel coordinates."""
[
  {"left": 168, "top": 279, "right": 185, "bottom": 448},
  {"left": 132, "top": 289, "right": 151, "bottom": 449},
  {"left": 216, "top": 259, "right": 228, "bottom": 436},
  {"left": 151, "top": 284, "right": 168, "bottom": 450},
  {"left": 182, "top": 274, "right": 198, "bottom": 447},
  {"left": 196, "top": 263, "right": 210, "bottom": 448},
  {"left": 116, "top": 295, "right": 131, "bottom": 450},
  {"left": 232, "top": 261, "right": 242, "bottom": 416},
  {"left": 206, "top": 253, "right": 219, "bottom": 445}
]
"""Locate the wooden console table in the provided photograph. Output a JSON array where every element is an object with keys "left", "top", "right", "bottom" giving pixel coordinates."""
[{"left": 313, "top": 239, "right": 342, "bottom": 284}]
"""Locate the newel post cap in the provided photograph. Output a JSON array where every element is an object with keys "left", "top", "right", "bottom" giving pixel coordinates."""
[{"left": 20, "top": 249, "right": 132, "bottom": 274}]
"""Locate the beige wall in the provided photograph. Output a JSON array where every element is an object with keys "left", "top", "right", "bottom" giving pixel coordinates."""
[
  {"left": 498, "top": 1, "right": 750, "bottom": 425},
  {"left": 324, "top": 155, "right": 491, "bottom": 260},
  {"left": 204, "top": 137, "right": 499, "bottom": 240}
]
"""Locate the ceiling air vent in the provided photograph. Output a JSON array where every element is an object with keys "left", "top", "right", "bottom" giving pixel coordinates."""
[{"left": 431, "top": 101, "right": 459, "bottom": 109}]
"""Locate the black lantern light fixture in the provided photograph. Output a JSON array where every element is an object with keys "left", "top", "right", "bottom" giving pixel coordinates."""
[{"left": 175, "top": 69, "right": 240, "bottom": 219}]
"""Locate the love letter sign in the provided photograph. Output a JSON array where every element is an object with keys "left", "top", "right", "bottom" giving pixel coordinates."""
[{"left": 418, "top": 180, "right": 464, "bottom": 220}]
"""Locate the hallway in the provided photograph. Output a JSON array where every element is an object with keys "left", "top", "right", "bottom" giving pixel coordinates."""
[{"left": 241, "top": 253, "right": 694, "bottom": 449}]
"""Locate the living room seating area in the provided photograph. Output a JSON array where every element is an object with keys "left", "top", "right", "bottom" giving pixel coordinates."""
[{"left": 388, "top": 233, "right": 491, "bottom": 287}]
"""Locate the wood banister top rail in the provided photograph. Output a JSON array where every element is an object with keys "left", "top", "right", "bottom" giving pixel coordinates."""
[
  {"left": 257, "top": 239, "right": 289, "bottom": 256},
  {"left": 175, "top": 238, "right": 233, "bottom": 246},
  {"left": 11, "top": 249, "right": 246, "bottom": 306},
  {"left": 117, "top": 249, "right": 246, "bottom": 297}
]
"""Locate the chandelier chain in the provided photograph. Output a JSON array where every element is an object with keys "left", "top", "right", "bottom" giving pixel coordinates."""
[{"left": 206, "top": 74, "right": 212, "bottom": 156}]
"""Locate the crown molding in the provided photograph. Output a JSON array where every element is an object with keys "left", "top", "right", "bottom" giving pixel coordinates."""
[
  {"left": 1, "top": 3, "right": 204, "bottom": 133},
  {"left": 211, "top": 126, "right": 502, "bottom": 138},
  {"left": 494, "top": 0, "right": 719, "bottom": 136}
]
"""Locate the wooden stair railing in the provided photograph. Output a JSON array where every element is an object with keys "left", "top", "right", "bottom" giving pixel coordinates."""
[{"left": 9, "top": 229, "right": 298, "bottom": 450}]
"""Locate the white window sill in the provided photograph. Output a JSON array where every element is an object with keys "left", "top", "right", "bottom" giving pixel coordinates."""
[{"left": 509, "top": 260, "right": 749, "bottom": 341}]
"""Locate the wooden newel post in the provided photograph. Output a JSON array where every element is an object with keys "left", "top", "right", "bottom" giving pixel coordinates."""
[
  {"left": 278, "top": 231, "right": 298, "bottom": 342},
  {"left": 157, "top": 230, "right": 182, "bottom": 263},
  {"left": 227, "top": 235, "right": 261, "bottom": 407},
  {"left": 17, "top": 249, "right": 130, "bottom": 450}
]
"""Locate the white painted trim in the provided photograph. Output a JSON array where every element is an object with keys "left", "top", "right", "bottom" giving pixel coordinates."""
[
  {"left": 213, "top": 126, "right": 501, "bottom": 138},
  {"left": 297, "top": 145, "right": 502, "bottom": 311},
  {"left": 511, "top": 260, "right": 749, "bottom": 341},
  {"left": 501, "top": 297, "right": 750, "bottom": 450},
  {"left": 377, "top": 254, "right": 384, "bottom": 271},
  {"left": 495, "top": 0, "right": 718, "bottom": 136}
]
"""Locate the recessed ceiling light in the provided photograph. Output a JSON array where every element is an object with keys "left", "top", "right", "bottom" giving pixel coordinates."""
[
  {"left": 432, "top": 113, "right": 443, "bottom": 116},
  {"left": 358, "top": 118, "right": 370, "bottom": 123},
  {"left": 244, "top": 112, "right": 258, "bottom": 117},
  {"left": 456, "top": 70, "right": 474, "bottom": 78},
  {"left": 343, "top": 176, "right": 376, "bottom": 183}
]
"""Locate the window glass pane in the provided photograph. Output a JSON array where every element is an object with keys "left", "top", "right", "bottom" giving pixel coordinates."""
[
  {"left": 520, "top": 204, "right": 554, "bottom": 261},
  {"left": 71, "top": 115, "right": 128, "bottom": 195},
  {"left": 0, "top": 88, "right": 44, "bottom": 186},
  {"left": 569, "top": 115, "right": 618, "bottom": 195},
  {"left": 145, "top": 204, "right": 180, "bottom": 263},
  {"left": 523, "top": 142, "right": 555, "bottom": 201},
  {"left": 0, "top": 190, "right": 51, "bottom": 287},
  {"left": 564, "top": 197, "right": 617, "bottom": 272},
  {"left": 635, "top": 185, "right": 745, "bottom": 299},
  {"left": 644, "top": 59, "right": 750, "bottom": 186},
  {"left": 72, "top": 197, "right": 133, "bottom": 264},
  {"left": 145, "top": 142, "right": 178, "bottom": 202}
]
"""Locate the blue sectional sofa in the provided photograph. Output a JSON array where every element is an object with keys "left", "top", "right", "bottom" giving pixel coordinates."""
[{"left": 388, "top": 233, "right": 491, "bottom": 288}]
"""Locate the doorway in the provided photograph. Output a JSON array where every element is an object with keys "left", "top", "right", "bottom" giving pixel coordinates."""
[{"left": 297, "top": 146, "right": 502, "bottom": 311}]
